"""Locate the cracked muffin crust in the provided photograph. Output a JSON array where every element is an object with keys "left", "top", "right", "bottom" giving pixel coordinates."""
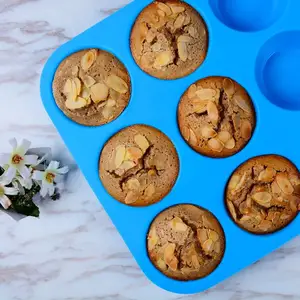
[
  {"left": 99, "top": 125, "right": 179, "bottom": 206},
  {"left": 147, "top": 204, "right": 225, "bottom": 281},
  {"left": 226, "top": 155, "right": 300, "bottom": 234},
  {"left": 178, "top": 76, "right": 256, "bottom": 157},
  {"left": 130, "top": 0, "right": 208, "bottom": 79},
  {"left": 53, "top": 49, "right": 131, "bottom": 126}
]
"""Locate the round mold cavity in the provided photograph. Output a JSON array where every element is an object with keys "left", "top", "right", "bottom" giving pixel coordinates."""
[
  {"left": 209, "top": 0, "right": 288, "bottom": 32},
  {"left": 146, "top": 203, "right": 226, "bottom": 281},
  {"left": 256, "top": 31, "right": 300, "bottom": 110}
]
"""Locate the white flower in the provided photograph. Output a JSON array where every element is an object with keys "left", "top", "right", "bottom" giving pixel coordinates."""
[
  {"left": 0, "top": 139, "right": 38, "bottom": 183},
  {"left": 0, "top": 176, "right": 18, "bottom": 210},
  {"left": 32, "top": 161, "right": 68, "bottom": 197}
]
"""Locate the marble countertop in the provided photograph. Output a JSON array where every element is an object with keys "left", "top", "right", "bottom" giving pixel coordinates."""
[{"left": 0, "top": 0, "right": 299, "bottom": 299}]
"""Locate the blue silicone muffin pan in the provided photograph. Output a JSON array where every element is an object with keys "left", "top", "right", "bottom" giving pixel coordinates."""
[{"left": 40, "top": 0, "right": 300, "bottom": 294}]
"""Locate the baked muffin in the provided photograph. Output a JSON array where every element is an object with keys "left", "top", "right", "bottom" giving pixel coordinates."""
[
  {"left": 52, "top": 49, "right": 131, "bottom": 126},
  {"left": 130, "top": 0, "right": 208, "bottom": 79},
  {"left": 226, "top": 155, "right": 300, "bottom": 234},
  {"left": 99, "top": 125, "right": 179, "bottom": 206},
  {"left": 178, "top": 76, "right": 256, "bottom": 157},
  {"left": 147, "top": 204, "right": 225, "bottom": 281}
]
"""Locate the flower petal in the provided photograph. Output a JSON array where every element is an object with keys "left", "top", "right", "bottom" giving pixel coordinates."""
[
  {"left": 40, "top": 184, "right": 49, "bottom": 197},
  {"left": 32, "top": 170, "right": 44, "bottom": 181},
  {"left": 54, "top": 174, "right": 64, "bottom": 183},
  {"left": 48, "top": 161, "right": 60, "bottom": 170},
  {"left": 17, "top": 164, "right": 31, "bottom": 179},
  {"left": 17, "top": 139, "right": 31, "bottom": 156},
  {"left": 4, "top": 186, "right": 19, "bottom": 196},
  {"left": 0, "top": 154, "right": 10, "bottom": 166},
  {"left": 55, "top": 166, "right": 69, "bottom": 175},
  {"left": 18, "top": 176, "right": 33, "bottom": 190},
  {"left": 0, "top": 195, "right": 12, "bottom": 209},
  {"left": 24, "top": 155, "right": 38, "bottom": 166},
  {"left": 48, "top": 184, "right": 55, "bottom": 196},
  {"left": 9, "top": 138, "right": 17, "bottom": 149},
  {"left": 3, "top": 166, "right": 17, "bottom": 183}
]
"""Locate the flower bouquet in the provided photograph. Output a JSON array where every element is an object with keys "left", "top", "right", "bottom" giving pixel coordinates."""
[{"left": 0, "top": 139, "right": 69, "bottom": 217}]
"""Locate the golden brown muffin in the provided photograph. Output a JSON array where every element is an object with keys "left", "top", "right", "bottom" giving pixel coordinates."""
[
  {"left": 178, "top": 76, "right": 256, "bottom": 158},
  {"left": 52, "top": 49, "right": 131, "bottom": 126},
  {"left": 130, "top": 0, "right": 208, "bottom": 79},
  {"left": 99, "top": 125, "right": 179, "bottom": 206},
  {"left": 147, "top": 204, "right": 225, "bottom": 281},
  {"left": 226, "top": 155, "right": 300, "bottom": 234}
]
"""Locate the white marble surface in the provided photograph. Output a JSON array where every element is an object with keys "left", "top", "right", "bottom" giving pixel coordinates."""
[{"left": 0, "top": 0, "right": 299, "bottom": 299}]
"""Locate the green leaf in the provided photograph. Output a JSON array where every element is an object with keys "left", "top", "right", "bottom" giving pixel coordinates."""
[{"left": 10, "top": 183, "right": 41, "bottom": 217}]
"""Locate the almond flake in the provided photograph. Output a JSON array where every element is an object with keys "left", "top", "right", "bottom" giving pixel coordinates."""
[
  {"left": 201, "top": 126, "right": 217, "bottom": 139},
  {"left": 174, "top": 14, "right": 185, "bottom": 29},
  {"left": 169, "top": 5, "right": 185, "bottom": 14},
  {"left": 153, "top": 51, "right": 173, "bottom": 69},
  {"left": 118, "top": 160, "right": 136, "bottom": 172},
  {"left": 106, "top": 75, "right": 128, "bottom": 94},
  {"left": 258, "top": 167, "right": 276, "bottom": 182},
  {"left": 144, "top": 183, "right": 155, "bottom": 198},
  {"left": 90, "top": 83, "right": 109, "bottom": 103},
  {"left": 258, "top": 220, "right": 272, "bottom": 232},
  {"left": 232, "top": 113, "right": 241, "bottom": 132},
  {"left": 234, "top": 94, "right": 252, "bottom": 113},
  {"left": 183, "top": 13, "right": 191, "bottom": 26},
  {"left": 191, "top": 255, "right": 200, "bottom": 269},
  {"left": 197, "top": 228, "right": 208, "bottom": 244},
  {"left": 65, "top": 97, "right": 87, "bottom": 110},
  {"left": 187, "top": 84, "right": 197, "bottom": 99},
  {"left": 189, "top": 128, "right": 198, "bottom": 146},
  {"left": 106, "top": 99, "right": 116, "bottom": 108},
  {"left": 81, "top": 50, "right": 97, "bottom": 71},
  {"left": 228, "top": 174, "right": 241, "bottom": 191},
  {"left": 207, "top": 101, "right": 219, "bottom": 125},
  {"left": 63, "top": 79, "right": 72, "bottom": 96},
  {"left": 239, "top": 215, "right": 251, "bottom": 224},
  {"left": 241, "top": 120, "right": 252, "bottom": 140},
  {"left": 223, "top": 78, "right": 235, "bottom": 97},
  {"left": 188, "top": 26, "right": 197, "bottom": 38},
  {"left": 177, "top": 42, "right": 188, "bottom": 62},
  {"left": 81, "top": 86, "right": 90, "bottom": 99},
  {"left": 195, "top": 88, "right": 217, "bottom": 101},
  {"left": 127, "top": 178, "right": 140, "bottom": 191},
  {"left": 146, "top": 28, "right": 157, "bottom": 43},
  {"left": 157, "top": 2, "right": 172, "bottom": 16},
  {"left": 156, "top": 258, "right": 167, "bottom": 270},
  {"left": 164, "top": 243, "right": 178, "bottom": 271},
  {"left": 178, "top": 35, "right": 193, "bottom": 43},
  {"left": 202, "top": 238, "right": 213, "bottom": 253},
  {"left": 125, "top": 191, "right": 139, "bottom": 204},
  {"left": 82, "top": 75, "right": 96, "bottom": 88},
  {"left": 170, "top": 217, "right": 188, "bottom": 232},
  {"left": 208, "top": 138, "right": 223, "bottom": 152},
  {"left": 252, "top": 192, "right": 272, "bottom": 208},
  {"left": 125, "top": 147, "right": 143, "bottom": 163},
  {"left": 182, "top": 125, "right": 190, "bottom": 141},
  {"left": 114, "top": 145, "right": 126, "bottom": 169},
  {"left": 148, "top": 227, "right": 158, "bottom": 250},
  {"left": 68, "top": 80, "right": 78, "bottom": 102},
  {"left": 225, "top": 138, "right": 235, "bottom": 149},
  {"left": 157, "top": 9, "right": 165, "bottom": 17},
  {"left": 213, "top": 241, "right": 221, "bottom": 254},
  {"left": 134, "top": 134, "right": 150, "bottom": 153},
  {"left": 102, "top": 106, "right": 114, "bottom": 119},
  {"left": 208, "top": 230, "right": 219, "bottom": 242},
  {"left": 276, "top": 173, "right": 294, "bottom": 195},
  {"left": 227, "top": 201, "right": 237, "bottom": 221},
  {"left": 217, "top": 131, "right": 231, "bottom": 144},
  {"left": 271, "top": 181, "right": 281, "bottom": 194},
  {"left": 193, "top": 99, "right": 208, "bottom": 114}
]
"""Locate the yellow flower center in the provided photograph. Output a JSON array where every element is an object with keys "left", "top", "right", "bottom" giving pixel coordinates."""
[
  {"left": 12, "top": 154, "right": 23, "bottom": 165},
  {"left": 46, "top": 172, "right": 55, "bottom": 183}
]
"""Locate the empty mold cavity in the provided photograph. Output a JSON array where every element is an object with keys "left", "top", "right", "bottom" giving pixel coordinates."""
[
  {"left": 209, "top": 0, "right": 288, "bottom": 32},
  {"left": 256, "top": 31, "right": 300, "bottom": 110}
]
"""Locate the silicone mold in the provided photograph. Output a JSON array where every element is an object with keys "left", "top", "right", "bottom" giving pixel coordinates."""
[{"left": 40, "top": 0, "right": 300, "bottom": 294}]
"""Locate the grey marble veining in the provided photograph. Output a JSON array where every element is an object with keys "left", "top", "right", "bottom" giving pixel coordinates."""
[{"left": 0, "top": 0, "right": 299, "bottom": 299}]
